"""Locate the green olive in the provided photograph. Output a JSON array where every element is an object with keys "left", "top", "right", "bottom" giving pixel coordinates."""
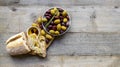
[
  {"left": 57, "top": 24, "right": 61, "bottom": 31},
  {"left": 61, "top": 26, "right": 67, "bottom": 30},
  {"left": 49, "top": 30, "right": 55, "bottom": 34},
  {"left": 42, "top": 18, "right": 47, "bottom": 22},
  {"left": 46, "top": 34, "right": 53, "bottom": 40},
  {"left": 63, "top": 18, "right": 68, "bottom": 23},
  {"left": 55, "top": 31, "right": 60, "bottom": 35},
  {"left": 37, "top": 17, "right": 42, "bottom": 24},
  {"left": 32, "top": 23, "right": 38, "bottom": 27},
  {"left": 54, "top": 19, "right": 60, "bottom": 24},
  {"left": 56, "top": 12, "right": 60, "bottom": 16},
  {"left": 33, "top": 28, "right": 37, "bottom": 33},
  {"left": 30, "top": 33, "right": 37, "bottom": 39},
  {"left": 53, "top": 7, "right": 58, "bottom": 12},
  {"left": 40, "top": 30, "right": 46, "bottom": 36},
  {"left": 62, "top": 10, "right": 67, "bottom": 16},
  {"left": 50, "top": 9, "right": 55, "bottom": 15}
]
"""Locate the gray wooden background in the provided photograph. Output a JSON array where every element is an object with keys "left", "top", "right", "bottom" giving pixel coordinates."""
[{"left": 1, "top": 0, "right": 120, "bottom": 67}]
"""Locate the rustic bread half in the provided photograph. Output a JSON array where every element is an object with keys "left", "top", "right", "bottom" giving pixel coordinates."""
[
  {"left": 6, "top": 32, "right": 31, "bottom": 55},
  {"left": 27, "top": 26, "right": 47, "bottom": 57}
]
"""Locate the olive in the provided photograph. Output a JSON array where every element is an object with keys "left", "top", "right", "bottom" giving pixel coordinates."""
[
  {"left": 57, "top": 24, "right": 61, "bottom": 31},
  {"left": 46, "top": 34, "right": 53, "bottom": 40},
  {"left": 56, "top": 12, "right": 60, "bottom": 16},
  {"left": 30, "top": 33, "right": 37, "bottom": 39},
  {"left": 40, "top": 30, "right": 46, "bottom": 36},
  {"left": 46, "top": 16, "right": 51, "bottom": 20},
  {"left": 32, "top": 23, "right": 38, "bottom": 27},
  {"left": 39, "top": 25, "right": 43, "bottom": 29},
  {"left": 53, "top": 7, "right": 58, "bottom": 12},
  {"left": 49, "top": 30, "right": 55, "bottom": 34},
  {"left": 45, "top": 14, "right": 50, "bottom": 17},
  {"left": 50, "top": 9, "right": 55, "bottom": 15},
  {"left": 55, "top": 31, "right": 60, "bottom": 35},
  {"left": 52, "top": 25, "right": 57, "bottom": 31},
  {"left": 66, "top": 22, "right": 69, "bottom": 27},
  {"left": 63, "top": 18, "right": 68, "bottom": 23},
  {"left": 54, "top": 19, "right": 60, "bottom": 24},
  {"left": 62, "top": 10, "right": 67, "bottom": 17},
  {"left": 58, "top": 8, "right": 63, "bottom": 12},
  {"left": 42, "top": 18, "right": 47, "bottom": 22},
  {"left": 54, "top": 16, "right": 59, "bottom": 19},
  {"left": 37, "top": 17, "right": 42, "bottom": 24},
  {"left": 33, "top": 28, "right": 37, "bottom": 33},
  {"left": 28, "top": 30, "right": 32, "bottom": 35},
  {"left": 60, "top": 16, "right": 63, "bottom": 19},
  {"left": 60, "top": 30, "right": 64, "bottom": 34},
  {"left": 45, "top": 13, "right": 49, "bottom": 16},
  {"left": 50, "top": 21, "right": 54, "bottom": 25},
  {"left": 48, "top": 25, "right": 52, "bottom": 29},
  {"left": 67, "top": 15, "right": 69, "bottom": 21},
  {"left": 48, "top": 14, "right": 52, "bottom": 17},
  {"left": 61, "top": 26, "right": 67, "bottom": 30}
]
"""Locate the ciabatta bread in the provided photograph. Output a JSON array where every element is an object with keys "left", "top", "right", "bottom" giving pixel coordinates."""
[{"left": 6, "top": 32, "right": 31, "bottom": 55}]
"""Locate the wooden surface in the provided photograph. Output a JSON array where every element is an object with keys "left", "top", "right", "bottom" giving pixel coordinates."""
[{"left": 1, "top": 0, "right": 120, "bottom": 67}]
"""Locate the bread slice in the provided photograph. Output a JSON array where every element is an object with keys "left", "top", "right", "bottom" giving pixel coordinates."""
[
  {"left": 6, "top": 32, "right": 31, "bottom": 55},
  {"left": 27, "top": 26, "right": 47, "bottom": 57}
]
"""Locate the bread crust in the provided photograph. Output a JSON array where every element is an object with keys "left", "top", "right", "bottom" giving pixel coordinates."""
[
  {"left": 6, "top": 32, "right": 31, "bottom": 55},
  {"left": 27, "top": 26, "right": 47, "bottom": 57}
]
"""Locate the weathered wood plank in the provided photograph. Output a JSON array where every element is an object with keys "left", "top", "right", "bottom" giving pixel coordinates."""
[
  {"left": 0, "top": 6, "right": 94, "bottom": 32},
  {"left": 1, "top": 32, "right": 120, "bottom": 56},
  {"left": 48, "top": 32, "right": 120, "bottom": 55},
  {"left": 0, "top": 56, "right": 120, "bottom": 67},
  {"left": 1, "top": 6, "right": 120, "bottom": 33},
  {"left": 0, "top": 0, "right": 120, "bottom": 6},
  {"left": 95, "top": 7, "right": 120, "bottom": 32},
  {"left": 19, "top": 6, "right": 95, "bottom": 32},
  {"left": 62, "top": 56, "right": 120, "bottom": 67},
  {"left": 0, "top": 7, "right": 20, "bottom": 32},
  {"left": 0, "top": 55, "right": 61, "bottom": 67}
]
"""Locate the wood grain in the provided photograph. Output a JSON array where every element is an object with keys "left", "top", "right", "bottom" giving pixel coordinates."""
[
  {"left": 0, "top": 0, "right": 120, "bottom": 6},
  {"left": 1, "top": 32, "right": 120, "bottom": 56},
  {"left": 0, "top": 2, "right": 120, "bottom": 67},
  {"left": 0, "top": 56, "right": 120, "bottom": 67},
  {"left": 1, "top": 6, "right": 120, "bottom": 33}
]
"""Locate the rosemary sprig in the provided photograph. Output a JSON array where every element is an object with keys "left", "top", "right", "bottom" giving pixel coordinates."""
[{"left": 45, "top": 10, "right": 58, "bottom": 28}]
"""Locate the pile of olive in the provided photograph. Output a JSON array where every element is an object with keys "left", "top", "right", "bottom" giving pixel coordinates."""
[{"left": 42, "top": 7, "right": 70, "bottom": 36}]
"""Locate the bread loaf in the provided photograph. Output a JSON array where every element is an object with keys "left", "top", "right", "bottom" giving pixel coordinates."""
[{"left": 6, "top": 32, "right": 31, "bottom": 55}]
